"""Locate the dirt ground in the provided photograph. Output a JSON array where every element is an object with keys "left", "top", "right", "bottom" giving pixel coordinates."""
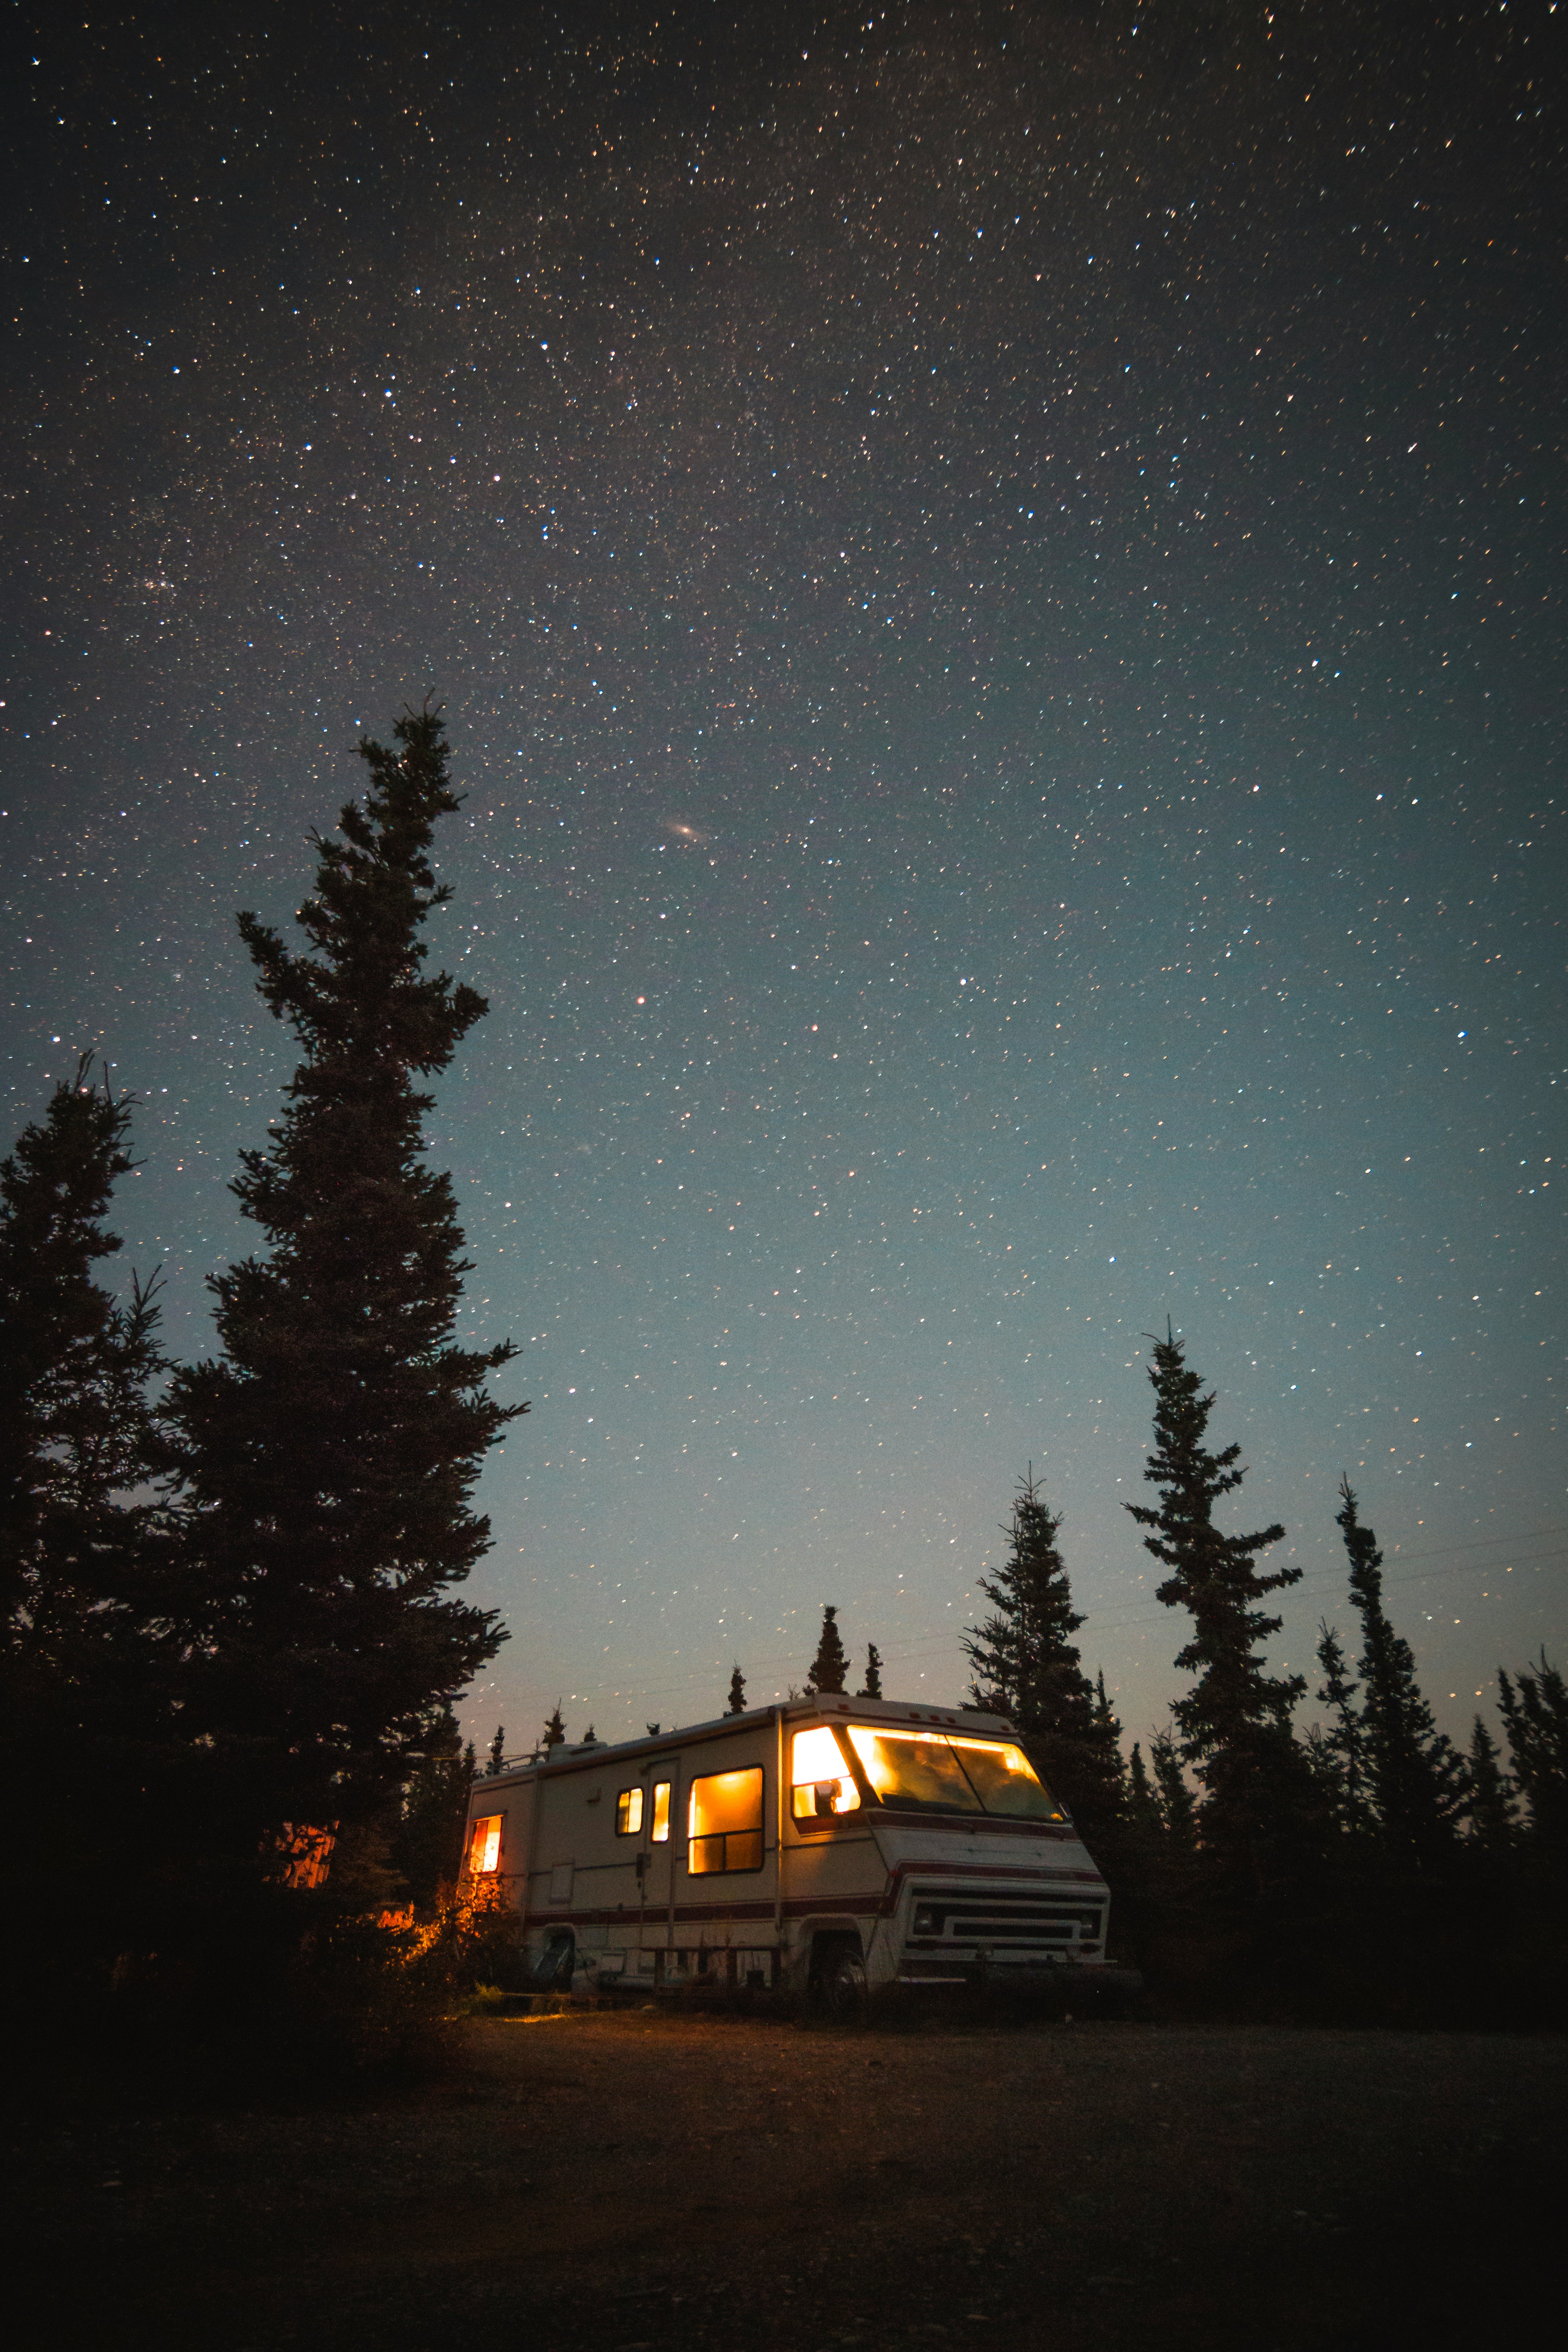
[{"left": 9, "top": 2006, "right": 1565, "bottom": 2352}]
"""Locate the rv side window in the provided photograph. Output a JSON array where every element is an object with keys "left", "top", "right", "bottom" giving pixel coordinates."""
[
  {"left": 651, "top": 1781, "right": 672, "bottom": 1842},
  {"left": 687, "top": 1767, "right": 764, "bottom": 1874},
  {"left": 616, "top": 1787, "right": 644, "bottom": 1836},
  {"left": 468, "top": 1815, "right": 503, "bottom": 1874},
  {"left": 791, "top": 1725, "right": 861, "bottom": 1820}
]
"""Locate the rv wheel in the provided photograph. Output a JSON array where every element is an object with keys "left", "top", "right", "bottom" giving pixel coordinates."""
[{"left": 819, "top": 1946, "right": 868, "bottom": 2023}]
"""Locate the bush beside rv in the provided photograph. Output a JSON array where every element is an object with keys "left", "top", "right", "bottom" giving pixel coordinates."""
[{"left": 463, "top": 1695, "right": 1137, "bottom": 2009}]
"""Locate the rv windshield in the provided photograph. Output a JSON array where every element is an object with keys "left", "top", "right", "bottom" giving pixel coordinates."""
[
  {"left": 845, "top": 1726, "right": 1061, "bottom": 1821},
  {"left": 947, "top": 1737, "right": 1063, "bottom": 1821}
]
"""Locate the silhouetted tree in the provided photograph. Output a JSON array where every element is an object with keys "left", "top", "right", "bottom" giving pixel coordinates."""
[
  {"left": 168, "top": 708, "right": 524, "bottom": 1846},
  {"left": 965, "top": 1471, "right": 1126, "bottom": 1844},
  {"left": 1314, "top": 1619, "right": 1372, "bottom": 1836},
  {"left": 1091, "top": 1673, "right": 1128, "bottom": 1808},
  {"left": 1497, "top": 1652, "right": 1568, "bottom": 1866},
  {"left": 1150, "top": 1727, "right": 1200, "bottom": 1861},
  {"left": 860, "top": 1643, "right": 884, "bottom": 1699},
  {"left": 806, "top": 1604, "right": 848, "bottom": 1695},
  {"left": 1, "top": 1063, "right": 175, "bottom": 1991},
  {"left": 485, "top": 1725, "right": 506, "bottom": 1777},
  {"left": 1126, "top": 1741, "right": 1165, "bottom": 1846},
  {"left": 1337, "top": 1478, "right": 1465, "bottom": 1864},
  {"left": 391, "top": 1702, "right": 474, "bottom": 1905},
  {"left": 1128, "top": 1329, "right": 1311, "bottom": 1889},
  {"left": 727, "top": 1664, "right": 747, "bottom": 1716},
  {"left": 541, "top": 1704, "right": 566, "bottom": 1751},
  {"left": 1465, "top": 1716, "right": 1516, "bottom": 1855},
  {"left": 0, "top": 1059, "right": 166, "bottom": 1676}
]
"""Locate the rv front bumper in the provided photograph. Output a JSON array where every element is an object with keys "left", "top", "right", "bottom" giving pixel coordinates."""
[{"left": 895, "top": 1958, "right": 1142, "bottom": 1995}]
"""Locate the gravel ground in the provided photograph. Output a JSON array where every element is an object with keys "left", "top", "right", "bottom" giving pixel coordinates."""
[{"left": 9, "top": 2008, "right": 1564, "bottom": 2352}]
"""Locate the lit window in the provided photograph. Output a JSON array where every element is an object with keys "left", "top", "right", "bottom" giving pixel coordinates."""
[
  {"left": 687, "top": 1766, "right": 764, "bottom": 1874},
  {"left": 651, "top": 1781, "right": 672, "bottom": 1843},
  {"left": 468, "top": 1814, "right": 503, "bottom": 1873},
  {"left": 845, "top": 1727, "right": 1062, "bottom": 1821},
  {"left": 947, "top": 1737, "right": 1061, "bottom": 1820},
  {"left": 790, "top": 1724, "right": 861, "bottom": 1820},
  {"left": 616, "top": 1786, "right": 645, "bottom": 1836}
]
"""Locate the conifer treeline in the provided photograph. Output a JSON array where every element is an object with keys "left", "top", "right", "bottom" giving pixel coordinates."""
[{"left": 950, "top": 1329, "right": 1568, "bottom": 1985}]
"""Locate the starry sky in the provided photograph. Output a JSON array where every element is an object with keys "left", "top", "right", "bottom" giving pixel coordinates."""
[{"left": 4, "top": 0, "right": 1563, "bottom": 1761}]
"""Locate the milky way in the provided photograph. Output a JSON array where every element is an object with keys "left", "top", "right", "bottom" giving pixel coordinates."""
[{"left": 3, "top": 2, "right": 1563, "bottom": 1754}]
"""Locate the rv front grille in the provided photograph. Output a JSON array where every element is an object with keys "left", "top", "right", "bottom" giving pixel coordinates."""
[{"left": 904, "top": 1887, "right": 1104, "bottom": 1961}]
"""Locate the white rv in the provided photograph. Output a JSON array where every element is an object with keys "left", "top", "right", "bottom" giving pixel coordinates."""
[{"left": 462, "top": 1694, "right": 1133, "bottom": 2010}]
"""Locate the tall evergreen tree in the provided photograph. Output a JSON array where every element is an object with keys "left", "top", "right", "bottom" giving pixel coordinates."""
[
  {"left": 1497, "top": 1653, "right": 1568, "bottom": 1867},
  {"left": 860, "top": 1643, "right": 884, "bottom": 1700},
  {"left": 485, "top": 1725, "right": 506, "bottom": 1777},
  {"left": 965, "top": 1471, "right": 1126, "bottom": 1841},
  {"left": 1314, "top": 1619, "right": 1372, "bottom": 1835},
  {"left": 541, "top": 1703, "right": 566, "bottom": 1751},
  {"left": 1336, "top": 1478, "right": 1465, "bottom": 1864},
  {"left": 0, "top": 1064, "right": 179, "bottom": 2008},
  {"left": 1126, "top": 1741, "right": 1165, "bottom": 1846},
  {"left": 390, "top": 1702, "right": 474, "bottom": 1906},
  {"left": 1149, "top": 1727, "right": 1200, "bottom": 1860},
  {"left": 1092, "top": 1671, "right": 1128, "bottom": 1805},
  {"left": 1127, "top": 1329, "right": 1309, "bottom": 1887},
  {"left": 1465, "top": 1716, "right": 1516, "bottom": 1855},
  {"left": 806, "top": 1604, "right": 848, "bottom": 1695},
  {"left": 0, "top": 1059, "right": 165, "bottom": 1675},
  {"left": 727, "top": 1664, "right": 747, "bottom": 1716},
  {"left": 168, "top": 708, "right": 524, "bottom": 1842}
]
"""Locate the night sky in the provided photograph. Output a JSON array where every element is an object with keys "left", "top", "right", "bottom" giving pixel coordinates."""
[{"left": 4, "top": 2, "right": 1563, "bottom": 1761}]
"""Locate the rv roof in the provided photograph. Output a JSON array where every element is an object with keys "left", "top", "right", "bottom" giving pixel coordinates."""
[{"left": 475, "top": 1693, "right": 1020, "bottom": 1790}]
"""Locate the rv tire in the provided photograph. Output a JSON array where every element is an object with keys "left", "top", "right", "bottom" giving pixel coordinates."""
[{"left": 816, "top": 1944, "right": 869, "bottom": 2024}]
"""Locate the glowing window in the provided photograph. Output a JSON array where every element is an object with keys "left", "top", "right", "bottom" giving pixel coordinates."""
[
  {"left": 790, "top": 1724, "right": 861, "bottom": 1820},
  {"left": 687, "top": 1766, "right": 764, "bottom": 1874},
  {"left": 468, "top": 1814, "right": 503, "bottom": 1874},
  {"left": 947, "top": 1737, "right": 1061, "bottom": 1820},
  {"left": 846, "top": 1727, "right": 981, "bottom": 1813},
  {"left": 616, "top": 1786, "right": 645, "bottom": 1836},
  {"left": 651, "top": 1781, "right": 672, "bottom": 1843},
  {"left": 844, "top": 1727, "right": 1063, "bottom": 1820}
]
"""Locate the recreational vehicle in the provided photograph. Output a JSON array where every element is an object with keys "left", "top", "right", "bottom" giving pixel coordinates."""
[{"left": 463, "top": 1694, "right": 1134, "bottom": 2010}]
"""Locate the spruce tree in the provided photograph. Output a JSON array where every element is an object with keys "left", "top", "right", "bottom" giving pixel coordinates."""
[
  {"left": 1465, "top": 1717, "right": 1516, "bottom": 1854},
  {"left": 1314, "top": 1619, "right": 1372, "bottom": 1836},
  {"left": 1336, "top": 1479, "right": 1465, "bottom": 1864},
  {"left": 727, "top": 1664, "right": 747, "bottom": 1716},
  {"left": 1150, "top": 1727, "right": 1199, "bottom": 1860},
  {"left": 0, "top": 1064, "right": 182, "bottom": 2005},
  {"left": 964, "top": 1471, "right": 1125, "bottom": 1842},
  {"left": 168, "top": 708, "right": 523, "bottom": 1841},
  {"left": 485, "top": 1725, "right": 506, "bottom": 1777},
  {"left": 860, "top": 1643, "right": 884, "bottom": 1700},
  {"left": 1092, "top": 1672, "right": 1128, "bottom": 1806},
  {"left": 806, "top": 1604, "right": 848, "bottom": 1695},
  {"left": 390, "top": 1702, "right": 474, "bottom": 1906},
  {"left": 1127, "top": 1329, "right": 1308, "bottom": 1887},
  {"left": 541, "top": 1703, "right": 566, "bottom": 1751},
  {"left": 0, "top": 1059, "right": 165, "bottom": 1674},
  {"left": 1126, "top": 1741, "right": 1165, "bottom": 1846},
  {"left": 1497, "top": 1653, "right": 1568, "bottom": 1867}
]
